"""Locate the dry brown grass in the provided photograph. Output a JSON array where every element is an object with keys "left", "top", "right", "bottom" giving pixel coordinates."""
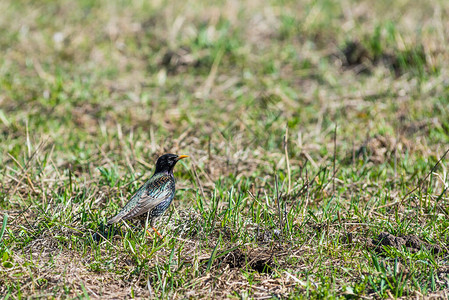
[{"left": 2, "top": 0, "right": 449, "bottom": 298}]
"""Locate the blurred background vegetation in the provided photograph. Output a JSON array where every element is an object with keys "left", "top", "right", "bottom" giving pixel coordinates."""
[{"left": 1, "top": 0, "right": 449, "bottom": 298}]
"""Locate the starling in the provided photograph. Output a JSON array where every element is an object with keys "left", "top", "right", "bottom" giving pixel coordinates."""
[{"left": 107, "top": 153, "right": 188, "bottom": 237}]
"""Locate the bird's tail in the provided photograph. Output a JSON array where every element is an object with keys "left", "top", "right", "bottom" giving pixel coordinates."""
[{"left": 107, "top": 214, "right": 122, "bottom": 225}]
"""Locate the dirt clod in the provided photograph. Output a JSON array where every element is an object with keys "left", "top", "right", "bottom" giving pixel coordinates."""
[
  {"left": 215, "top": 248, "right": 274, "bottom": 274},
  {"left": 341, "top": 41, "right": 372, "bottom": 74},
  {"left": 160, "top": 47, "right": 201, "bottom": 74},
  {"left": 367, "top": 232, "right": 443, "bottom": 255}
]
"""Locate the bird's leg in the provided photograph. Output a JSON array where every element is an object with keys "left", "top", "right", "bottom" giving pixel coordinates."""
[
  {"left": 151, "top": 226, "right": 163, "bottom": 238},
  {"left": 145, "top": 218, "right": 163, "bottom": 239}
]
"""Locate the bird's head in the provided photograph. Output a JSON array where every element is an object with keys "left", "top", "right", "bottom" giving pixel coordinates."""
[{"left": 154, "top": 153, "right": 188, "bottom": 174}]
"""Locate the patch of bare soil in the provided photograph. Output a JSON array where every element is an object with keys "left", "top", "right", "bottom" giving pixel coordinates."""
[
  {"left": 340, "top": 40, "right": 428, "bottom": 76},
  {"left": 159, "top": 47, "right": 204, "bottom": 74},
  {"left": 198, "top": 246, "right": 285, "bottom": 275},
  {"left": 349, "top": 134, "right": 416, "bottom": 164},
  {"left": 366, "top": 232, "right": 443, "bottom": 255},
  {"left": 341, "top": 41, "right": 372, "bottom": 74},
  {"left": 355, "top": 134, "right": 396, "bottom": 164},
  {"left": 219, "top": 248, "right": 274, "bottom": 274}
]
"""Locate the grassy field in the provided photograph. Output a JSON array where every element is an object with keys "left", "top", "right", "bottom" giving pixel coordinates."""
[{"left": 1, "top": 0, "right": 449, "bottom": 298}]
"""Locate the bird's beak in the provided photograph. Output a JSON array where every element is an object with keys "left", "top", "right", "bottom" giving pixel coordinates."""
[{"left": 176, "top": 155, "right": 189, "bottom": 160}]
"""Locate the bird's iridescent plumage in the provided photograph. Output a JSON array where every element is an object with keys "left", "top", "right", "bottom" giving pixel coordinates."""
[{"left": 107, "top": 154, "right": 187, "bottom": 226}]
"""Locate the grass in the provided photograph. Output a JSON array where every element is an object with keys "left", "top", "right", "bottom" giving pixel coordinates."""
[{"left": 1, "top": 0, "right": 449, "bottom": 298}]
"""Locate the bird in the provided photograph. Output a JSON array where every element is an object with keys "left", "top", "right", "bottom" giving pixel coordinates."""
[{"left": 107, "top": 153, "right": 188, "bottom": 238}]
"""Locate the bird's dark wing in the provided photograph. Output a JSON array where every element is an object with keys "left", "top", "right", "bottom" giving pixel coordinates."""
[{"left": 107, "top": 174, "right": 174, "bottom": 224}]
